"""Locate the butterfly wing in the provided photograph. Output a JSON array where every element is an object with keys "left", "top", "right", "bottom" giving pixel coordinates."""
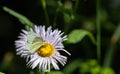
[{"left": 26, "top": 31, "right": 44, "bottom": 54}]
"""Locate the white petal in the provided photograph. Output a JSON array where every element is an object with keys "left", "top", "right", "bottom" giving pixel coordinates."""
[
  {"left": 39, "top": 57, "right": 43, "bottom": 70},
  {"left": 56, "top": 49, "right": 71, "bottom": 55},
  {"left": 51, "top": 58, "right": 59, "bottom": 70},
  {"left": 32, "top": 58, "right": 40, "bottom": 69}
]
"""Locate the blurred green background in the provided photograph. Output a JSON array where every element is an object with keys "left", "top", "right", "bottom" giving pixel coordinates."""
[{"left": 0, "top": 0, "right": 120, "bottom": 74}]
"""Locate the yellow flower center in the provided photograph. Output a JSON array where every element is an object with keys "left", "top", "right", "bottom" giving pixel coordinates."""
[{"left": 37, "top": 43, "right": 55, "bottom": 57}]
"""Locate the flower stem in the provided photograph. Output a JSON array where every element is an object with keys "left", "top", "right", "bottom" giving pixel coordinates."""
[
  {"left": 53, "top": 6, "right": 59, "bottom": 28},
  {"left": 104, "top": 24, "right": 120, "bottom": 67},
  {"left": 96, "top": 0, "right": 101, "bottom": 62},
  {"left": 41, "top": 0, "right": 50, "bottom": 26},
  {"left": 103, "top": 46, "right": 115, "bottom": 68},
  {"left": 74, "top": 0, "right": 79, "bottom": 12},
  {"left": 42, "top": 72, "right": 50, "bottom": 74}
]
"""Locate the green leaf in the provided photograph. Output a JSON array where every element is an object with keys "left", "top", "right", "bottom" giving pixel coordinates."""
[
  {"left": 0, "top": 72, "right": 4, "bottom": 74},
  {"left": 3, "top": 6, "right": 34, "bottom": 29},
  {"left": 67, "top": 29, "right": 96, "bottom": 44},
  {"left": 79, "top": 62, "right": 90, "bottom": 73},
  {"left": 101, "top": 68, "right": 115, "bottom": 74},
  {"left": 63, "top": 59, "right": 81, "bottom": 74},
  {"left": 50, "top": 71, "right": 63, "bottom": 74},
  {"left": 90, "top": 66, "right": 101, "bottom": 74}
]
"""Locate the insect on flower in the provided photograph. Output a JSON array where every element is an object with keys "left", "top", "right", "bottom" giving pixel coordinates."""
[{"left": 15, "top": 25, "right": 71, "bottom": 72}]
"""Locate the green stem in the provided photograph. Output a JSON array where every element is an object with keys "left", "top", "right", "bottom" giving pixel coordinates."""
[
  {"left": 41, "top": 0, "right": 50, "bottom": 26},
  {"left": 96, "top": 0, "right": 101, "bottom": 62},
  {"left": 53, "top": 7, "right": 59, "bottom": 28},
  {"left": 103, "top": 46, "right": 115, "bottom": 68},
  {"left": 36, "top": 68, "right": 50, "bottom": 74},
  {"left": 46, "top": 72, "right": 50, "bottom": 74},
  {"left": 42, "top": 72, "right": 50, "bottom": 74},
  {"left": 29, "top": 70, "right": 34, "bottom": 74},
  {"left": 64, "top": 22, "right": 70, "bottom": 34},
  {"left": 36, "top": 66, "right": 39, "bottom": 74},
  {"left": 104, "top": 24, "right": 120, "bottom": 68},
  {"left": 74, "top": 0, "right": 79, "bottom": 12}
]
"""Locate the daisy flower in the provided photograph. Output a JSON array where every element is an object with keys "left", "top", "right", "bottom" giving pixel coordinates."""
[{"left": 15, "top": 25, "right": 71, "bottom": 72}]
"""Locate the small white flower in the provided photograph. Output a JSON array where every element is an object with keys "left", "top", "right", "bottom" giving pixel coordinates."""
[{"left": 15, "top": 25, "right": 70, "bottom": 72}]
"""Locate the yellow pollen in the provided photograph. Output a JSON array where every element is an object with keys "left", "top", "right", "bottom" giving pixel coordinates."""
[{"left": 37, "top": 43, "right": 55, "bottom": 57}]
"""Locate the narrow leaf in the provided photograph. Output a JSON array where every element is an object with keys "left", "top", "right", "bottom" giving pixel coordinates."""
[{"left": 3, "top": 6, "right": 34, "bottom": 29}]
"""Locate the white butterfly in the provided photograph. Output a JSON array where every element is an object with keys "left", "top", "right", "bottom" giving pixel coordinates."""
[{"left": 26, "top": 31, "right": 44, "bottom": 54}]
